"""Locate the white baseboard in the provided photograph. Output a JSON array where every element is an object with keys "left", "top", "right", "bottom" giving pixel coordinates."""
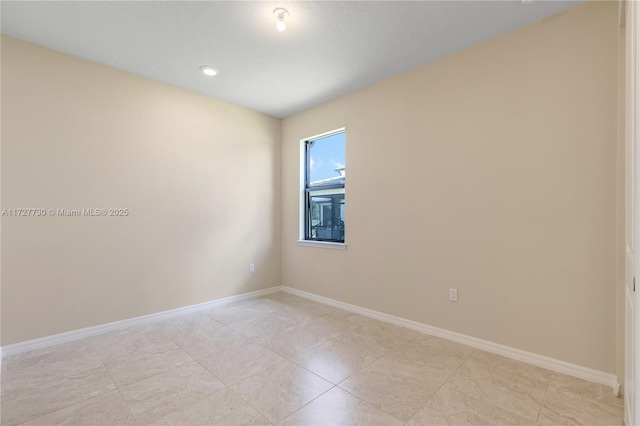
[
  {"left": 2, "top": 285, "right": 283, "bottom": 358},
  {"left": 3, "top": 284, "right": 621, "bottom": 395},
  {"left": 282, "top": 286, "right": 620, "bottom": 394},
  {"left": 613, "top": 381, "right": 622, "bottom": 397}
]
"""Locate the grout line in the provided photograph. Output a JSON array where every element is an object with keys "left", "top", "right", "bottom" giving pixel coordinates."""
[
  {"left": 274, "top": 384, "right": 337, "bottom": 424},
  {"left": 155, "top": 315, "right": 276, "bottom": 423},
  {"left": 220, "top": 296, "right": 375, "bottom": 423},
  {"left": 536, "top": 372, "right": 554, "bottom": 423},
  {"left": 129, "top": 331, "right": 245, "bottom": 424},
  {"left": 208, "top": 349, "right": 289, "bottom": 388},
  {"left": 306, "top": 328, "right": 448, "bottom": 424},
  {"left": 214, "top": 304, "right": 292, "bottom": 424},
  {"left": 5, "top": 296, "right": 314, "bottom": 424},
  {"left": 4, "top": 344, "right": 123, "bottom": 426},
  {"left": 448, "top": 347, "right": 477, "bottom": 382},
  {"left": 407, "top": 378, "right": 449, "bottom": 425},
  {"left": 100, "top": 359, "right": 139, "bottom": 426},
  {"left": 335, "top": 385, "right": 405, "bottom": 424},
  {"left": 225, "top": 383, "right": 276, "bottom": 425},
  {"left": 13, "top": 374, "right": 126, "bottom": 426}
]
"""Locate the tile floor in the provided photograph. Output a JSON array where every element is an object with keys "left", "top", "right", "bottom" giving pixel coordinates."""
[{"left": 1, "top": 291, "right": 624, "bottom": 425}]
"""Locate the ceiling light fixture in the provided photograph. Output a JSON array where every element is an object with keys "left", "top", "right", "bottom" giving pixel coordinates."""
[
  {"left": 200, "top": 66, "right": 219, "bottom": 76},
  {"left": 273, "top": 8, "right": 288, "bottom": 32}
]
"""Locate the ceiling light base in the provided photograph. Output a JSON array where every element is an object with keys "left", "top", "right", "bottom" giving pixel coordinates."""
[{"left": 273, "top": 8, "right": 288, "bottom": 32}]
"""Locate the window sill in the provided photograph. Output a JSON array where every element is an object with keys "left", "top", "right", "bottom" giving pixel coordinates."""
[{"left": 297, "top": 240, "right": 346, "bottom": 250}]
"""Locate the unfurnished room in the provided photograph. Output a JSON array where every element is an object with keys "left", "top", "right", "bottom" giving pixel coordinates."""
[{"left": 1, "top": 0, "right": 639, "bottom": 425}]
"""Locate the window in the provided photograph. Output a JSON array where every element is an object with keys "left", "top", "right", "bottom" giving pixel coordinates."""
[{"left": 302, "top": 129, "right": 345, "bottom": 244}]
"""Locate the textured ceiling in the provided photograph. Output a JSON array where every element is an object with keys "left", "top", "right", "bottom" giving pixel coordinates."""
[{"left": 1, "top": 1, "right": 583, "bottom": 118}]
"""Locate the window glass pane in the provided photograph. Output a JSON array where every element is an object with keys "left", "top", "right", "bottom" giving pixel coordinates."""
[
  {"left": 308, "top": 132, "right": 345, "bottom": 187},
  {"left": 309, "top": 193, "right": 345, "bottom": 241}
]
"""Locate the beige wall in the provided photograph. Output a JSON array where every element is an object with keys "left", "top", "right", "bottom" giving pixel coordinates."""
[
  {"left": 282, "top": 1, "right": 619, "bottom": 373},
  {"left": 1, "top": 36, "right": 281, "bottom": 345}
]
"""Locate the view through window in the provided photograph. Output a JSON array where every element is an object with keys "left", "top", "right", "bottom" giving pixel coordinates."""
[{"left": 304, "top": 130, "right": 345, "bottom": 243}]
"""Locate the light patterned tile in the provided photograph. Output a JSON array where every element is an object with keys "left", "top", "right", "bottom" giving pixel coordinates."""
[
  {"left": 377, "top": 342, "right": 468, "bottom": 385},
  {"left": 91, "top": 325, "right": 175, "bottom": 361},
  {"left": 272, "top": 305, "right": 322, "bottom": 324},
  {"left": 339, "top": 356, "right": 441, "bottom": 423},
  {"left": 199, "top": 342, "right": 286, "bottom": 385},
  {"left": 263, "top": 293, "right": 308, "bottom": 305},
  {"left": 153, "top": 312, "right": 223, "bottom": 342},
  {"left": 294, "top": 300, "right": 338, "bottom": 316},
  {"left": 324, "top": 310, "right": 378, "bottom": 328},
  {"left": 173, "top": 326, "right": 250, "bottom": 360},
  {"left": 445, "top": 350, "right": 552, "bottom": 422},
  {"left": 269, "top": 300, "right": 337, "bottom": 325},
  {"left": 254, "top": 323, "right": 328, "bottom": 360},
  {"left": 119, "top": 361, "right": 225, "bottom": 425},
  {"left": 407, "top": 336, "right": 474, "bottom": 359},
  {"left": 92, "top": 324, "right": 193, "bottom": 387},
  {"left": 228, "top": 312, "right": 298, "bottom": 339},
  {"left": 206, "top": 306, "right": 266, "bottom": 326},
  {"left": 3, "top": 339, "right": 98, "bottom": 371},
  {"left": 537, "top": 373, "right": 623, "bottom": 425},
  {"left": 103, "top": 343, "right": 193, "bottom": 388},
  {"left": 2, "top": 293, "right": 622, "bottom": 426},
  {"left": 1, "top": 355, "right": 116, "bottom": 426},
  {"left": 406, "top": 385, "right": 533, "bottom": 426},
  {"left": 3, "top": 343, "right": 100, "bottom": 387},
  {"left": 547, "top": 373, "right": 623, "bottom": 406},
  {"left": 21, "top": 391, "right": 136, "bottom": 425},
  {"left": 278, "top": 386, "right": 402, "bottom": 426},
  {"left": 298, "top": 314, "right": 357, "bottom": 340},
  {"left": 458, "top": 350, "right": 552, "bottom": 393},
  {"left": 445, "top": 372, "right": 542, "bottom": 422},
  {"left": 349, "top": 321, "right": 425, "bottom": 351},
  {"left": 230, "top": 360, "right": 333, "bottom": 423},
  {"left": 293, "top": 331, "right": 389, "bottom": 384},
  {"left": 151, "top": 388, "right": 270, "bottom": 425},
  {"left": 233, "top": 297, "right": 288, "bottom": 313}
]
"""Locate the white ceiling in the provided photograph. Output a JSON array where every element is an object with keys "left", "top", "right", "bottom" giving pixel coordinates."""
[{"left": 1, "top": 1, "right": 583, "bottom": 118}]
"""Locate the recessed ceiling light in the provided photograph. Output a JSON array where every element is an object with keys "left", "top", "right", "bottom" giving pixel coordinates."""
[
  {"left": 273, "top": 8, "right": 288, "bottom": 32},
  {"left": 200, "top": 66, "right": 219, "bottom": 76}
]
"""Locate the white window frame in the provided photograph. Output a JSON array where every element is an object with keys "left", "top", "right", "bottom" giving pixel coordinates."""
[{"left": 297, "top": 128, "right": 346, "bottom": 250}]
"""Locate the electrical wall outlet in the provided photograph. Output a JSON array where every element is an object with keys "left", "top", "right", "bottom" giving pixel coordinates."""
[
  {"left": 249, "top": 263, "right": 255, "bottom": 273},
  {"left": 449, "top": 288, "right": 458, "bottom": 302}
]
